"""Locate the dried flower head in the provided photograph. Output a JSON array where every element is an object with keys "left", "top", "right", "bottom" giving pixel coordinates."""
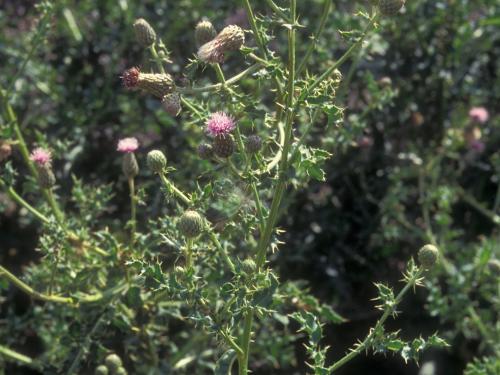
[
  {"left": 197, "top": 25, "right": 245, "bottom": 64},
  {"left": 117, "top": 137, "right": 139, "bottom": 153},
  {"left": 122, "top": 68, "right": 174, "bottom": 98},
  {"left": 206, "top": 112, "right": 236, "bottom": 137},
  {"left": 469, "top": 107, "right": 489, "bottom": 123},
  {"left": 30, "top": 147, "right": 52, "bottom": 166},
  {"left": 122, "top": 67, "right": 141, "bottom": 89}
]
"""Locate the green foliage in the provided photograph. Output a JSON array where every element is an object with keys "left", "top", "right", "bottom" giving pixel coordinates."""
[{"left": 0, "top": 0, "right": 497, "bottom": 374}]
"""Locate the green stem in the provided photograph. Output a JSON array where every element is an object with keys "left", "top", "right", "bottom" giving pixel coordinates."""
[
  {"left": 297, "top": 12, "right": 379, "bottom": 106},
  {"left": 128, "top": 177, "right": 137, "bottom": 245},
  {"left": 149, "top": 44, "right": 166, "bottom": 74},
  {"left": 328, "top": 268, "right": 424, "bottom": 372},
  {"left": 0, "top": 264, "right": 128, "bottom": 305},
  {"left": 296, "top": 0, "right": 332, "bottom": 76},
  {"left": 264, "top": 0, "right": 290, "bottom": 20},
  {"left": 185, "top": 238, "right": 193, "bottom": 269},
  {"left": 0, "top": 179, "right": 50, "bottom": 224},
  {"left": 45, "top": 188, "right": 65, "bottom": 225},
  {"left": 418, "top": 167, "right": 437, "bottom": 245},
  {"left": 0, "top": 84, "right": 64, "bottom": 220},
  {"left": 242, "top": 0, "right": 268, "bottom": 59},
  {"left": 238, "top": 310, "right": 254, "bottom": 375},
  {"left": 238, "top": 3, "right": 297, "bottom": 374},
  {"left": 208, "top": 231, "right": 236, "bottom": 273},
  {"left": 65, "top": 312, "right": 108, "bottom": 375},
  {"left": 458, "top": 187, "right": 500, "bottom": 226},
  {"left": 5, "top": 5, "right": 53, "bottom": 100},
  {"left": 0, "top": 345, "right": 40, "bottom": 369},
  {"left": 178, "top": 64, "right": 263, "bottom": 95},
  {"left": 0, "top": 264, "right": 73, "bottom": 304},
  {"left": 159, "top": 173, "right": 191, "bottom": 206}
]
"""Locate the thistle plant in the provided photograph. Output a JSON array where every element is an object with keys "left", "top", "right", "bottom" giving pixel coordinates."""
[{"left": 0, "top": 1, "right": 452, "bottom": 374}]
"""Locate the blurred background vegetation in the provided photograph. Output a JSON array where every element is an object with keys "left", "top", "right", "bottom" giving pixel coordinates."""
[{"left": 1, "top": 0, "right": 499, "bottom": 374}]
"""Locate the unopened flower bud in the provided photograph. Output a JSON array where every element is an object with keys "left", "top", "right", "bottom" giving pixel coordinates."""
[
  {"left": 37, "top": 164, "right": 56, "bottom": 189},
  {"left": 162, "top": 92, "right": 181, "bottom": 116},
  {"left": 379, "top": 0, "right": 405, "bottom": 16},
  {"left": 95, "top": 365, "right": 109, "bottom": 375},
  {"left": 115, "top": 367, "right": 128, "bottom": 375},
  {"left": 0, "top": 141, "right": 12, "bottom": 162},
  {"left": 147, "top": 150, "right": 167, "bottom": 173},
  {"left": 418, "top": 244, "right": 439, "bottom": 269},
  {"left": 133, "top": 18, "right": 156, "bottom": 47},
  {"left": 241, "top": 259, "right": 257, "bottom": 273},
  {"left": 178, "top": 210, "right": 204, "bottom": 238},
  {"left": 195, "top": 20, "right": 217, "bottom": 47},
  {"left": 197, "top": 143, "right": 214, "bottom": 160},
  {"left": 487, "top": 259, "right": 500, "bottom": 273},
  {"left": 245, "top": 135, "right": 262, "bottom": 154},
  {"left": 197, "top": 25, "right": 245, "bottom": 63},
  {"left": 105, "top": 354, "right": 122, "bottom": 372},
  {"left": 213, "top": 135, "right": 235, "bottom": 158},
  {"left": 122, "top": 153, "right": 139, "bottom": 179}
]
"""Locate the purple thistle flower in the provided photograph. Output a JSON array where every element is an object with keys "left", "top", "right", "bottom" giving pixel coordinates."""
[
  {"left": 117, "top": 137, "right": 139, "bottom": 153},
  {"left": 30, "top": 148, "right": 52, "bottom": 166},
  {"left": 205, "top": 112, "right": 236, "bottom": 137},
  {"left": 469, "top": 107, "right": 489, "bottom": 123}
]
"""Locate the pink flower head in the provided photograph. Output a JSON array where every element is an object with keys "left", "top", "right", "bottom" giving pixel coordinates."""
[
  {"left": 205, "top": 112, "right": 236, "bottom": 137},
  {"left": 469, "top": 107, "right": 489, "bottom": 123},
  {"left": 30, "top": 147, "right": 52, "bottom": 166},
  {"left": 117, "top": 137, "right": 139, "bottom": 153}
]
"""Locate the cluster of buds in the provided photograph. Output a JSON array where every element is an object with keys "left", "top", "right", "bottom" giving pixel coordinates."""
[
  {"left": 378, "top": 0, "right": 406, "bottom": 16},
  {"left": 30, "top": 148, "right": 55, "bottom": 189},
  {"left": 117, "top": 137, "right": 139, "bottom": 179},
  {"left": 95, "top": 353, "right": 127, "bottom": 375},
  {"left": 197, "top": 25, "right": 245, "bottom": 64}
]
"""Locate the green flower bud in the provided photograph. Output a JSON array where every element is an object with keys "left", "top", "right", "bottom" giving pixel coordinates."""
[
  {"left": 418, "top": 244, "right": 439, "bottom": 269},
  {"left": 147, "top": 150, "right": 167, "bottom": 173},
  {"left": 133, "top": 18, "right": 156, "bottom": 47},
  {"left": 95, "top": 365, "right": 109, "bottom": 375},
  {"left": 162, "top": 92, "right": 181, "bottom": 116},
  {"left": 36, "top": 164, "right": 56, "bottom": 189},
  {"left": 245, "top": 135, "right": 262, "bottom": 154},
  {"left": 122, "top": 153, "right": 139, "bottom": 179},
  {"left": 487, "top": 259, "right": 500, "bottom": 273},
  {"left": 195, "top": 20, "right": 216, "bottom": 47},
  {"left": 213, "top": 135, "right": 235, "bottom": 158},
  {"left": 105, "top": 354, "right": 122, "bottom": 372},
  {"left": 379, "top": 0, "right": 405, "bottom": 16},
  {"left": 115, "top": 367, "right": 128, "bottom": 375},
  {"left": 178, "top": 210, "right": 204, "bottom": 238},
  {"left": 197, "top": 143, "right": 214, "bottom": 160},
  {"left": 241, "top": 259, "right": 257, "bottom": 274}
]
